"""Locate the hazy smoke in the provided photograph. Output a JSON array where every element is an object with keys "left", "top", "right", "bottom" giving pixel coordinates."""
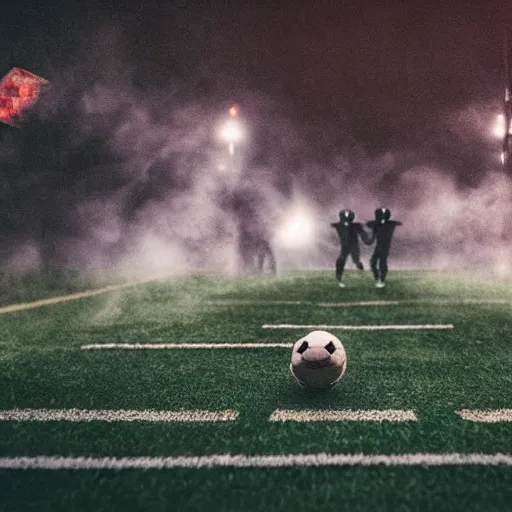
[{"left": 1, "top": 21, "right": 511, "bottom": 277}]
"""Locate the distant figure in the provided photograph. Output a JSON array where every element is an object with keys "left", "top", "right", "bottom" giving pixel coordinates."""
[
  {"left": 331, "top": 209, "right": 372, "bottom": 287},
  {"left": 366, "top": 208, "right": 402, "bottom": 288},
  {"left": 238, "top": 223, "right": 276, "bottom": 275},
  {"left": 234, "top": 194, "right": 276, "bottom": 275},
  {"left": 222, "top": 184, "right": 277, "bottom": 275}
]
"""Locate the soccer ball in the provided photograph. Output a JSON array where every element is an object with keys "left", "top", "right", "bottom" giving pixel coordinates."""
[{"left": 290, "top": 330, "right": 347, "bottom": 389}]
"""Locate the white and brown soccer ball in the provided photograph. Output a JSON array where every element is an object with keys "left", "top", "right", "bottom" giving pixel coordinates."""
[{"left": 290, "top": 330, "right": 347, "bottom": 389}]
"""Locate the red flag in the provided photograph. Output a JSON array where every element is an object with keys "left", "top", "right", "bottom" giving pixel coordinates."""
[{"left": 0, "top": 67, "right": 49, "bottom": 127}]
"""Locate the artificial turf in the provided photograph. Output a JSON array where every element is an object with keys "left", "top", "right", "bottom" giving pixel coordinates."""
[{"left": 1, "top": 269, "right": 512, "bottom": 511}]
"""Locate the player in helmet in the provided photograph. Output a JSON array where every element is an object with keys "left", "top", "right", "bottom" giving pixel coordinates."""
[
  {"left": 331, "top": 209, "right": 372, "bottom": 287},
  {"left": 366, "top": 207, "right": 402, "bottom": 288}
]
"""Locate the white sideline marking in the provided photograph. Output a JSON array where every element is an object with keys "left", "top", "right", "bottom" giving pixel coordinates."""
[
  {"left": 319, "top": 299, "right": 511, "bottom": 307},
  {"left": 0, "top": 408, "right": 239, "bottom": 423},
  {"left": 450, "top": 299, "right": 511, "bottom": 304},
  {"left": 262, "top": 324, "right": 454, "bottom": 330},
  {"left": 0, "top": 277, "right": 168, "bottom": 315},
  {"left": 209, "top": 299, "right": 511, "bottom": 308},
  {"left": 81, "top": 342, "right": 294, "bottom": 350},
  {"left": 2, "top": 453, "right": 512, "bottom": 469},
  {"left": 318, "top": 301, "right": 400, "bottom": 307},
  {"left": 457, "top": 409, "right": 512, "bottom": 423},
  {"left": 269, "top": 409, "right": 417, "bottom": 422},
  {"left": 208, "top": 300, "right": 305, "bottom": 306}
]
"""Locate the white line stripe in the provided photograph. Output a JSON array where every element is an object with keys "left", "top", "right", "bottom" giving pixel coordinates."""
[
  {"left": 457, "top": 409, "right": 512, "bottom": 423},
  {"left": 451, "top": 299, "right": 511, "bottom": 304},
  {"left": 318, "top": 301, "right": 401, "bottom": 307},
  {"left": 0, "top": 408, "right": 239, "bottom": 423},
  {"left": 2, "top": 453, "right": 512, "bottom": 469},
  {"left": 208, "top": 300, "right": 307, "bottom": 306},
  {"left": 6, "top": 293, "right": 501, "bottom": 316},
  {"left": 0, "top": 276, "right": 170, "bottom": 315},
  {"left": 319, "top": 299, "right": 511, "bottom": 307},
  {"left": 209, "top": 299, "right": 511, "bottom": 308},
  {"left": 262, "top": 324, "right": 454, "bottom": 330},
  {"left": 269, "top": 409, "right": 417, "bottom": 422},
  {"left": 80, "top": 343, "right": 294, "bottom": 350}
]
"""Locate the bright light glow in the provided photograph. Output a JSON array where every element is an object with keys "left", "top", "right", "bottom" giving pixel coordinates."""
[
  {"left": 493, "top": 114, "right": 506, "bottom": 138},
  {"left": 285, "top": 218, "right": 307, "bottom": 237},
  {"left": 276, "top": 205, "right": 316, "bottom": 249},
  {"left": 219, "top": 119, "right": 244, "bottom": 143},
  {"left": 229, "top": 104, "right": 239, "bottom": 117}
]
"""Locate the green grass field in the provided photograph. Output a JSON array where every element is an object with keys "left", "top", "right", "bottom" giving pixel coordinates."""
[{"left": 2, "top": 268, "right": 512, "bottom": 511}]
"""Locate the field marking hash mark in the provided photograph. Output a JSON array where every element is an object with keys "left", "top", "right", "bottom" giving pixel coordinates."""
[
  {"left": 269, "top": 409, "right": 417, "bottom": 422},
  {"left": 457, "top": 409, "right": 512, "bottom": 422}
]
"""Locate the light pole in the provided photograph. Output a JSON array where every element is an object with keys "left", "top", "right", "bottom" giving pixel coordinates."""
[
  {"left": 216, "top": 105, "right": 245, "bottom": 272},
  {"left": 216, "top": 105, "right": 276, "bottom": 275},
  {"left": 218, "top": 104, "right": 244, "bottom": 177},
  {"left": 502, "top": 30, "right": 512, "bottom": 169}
]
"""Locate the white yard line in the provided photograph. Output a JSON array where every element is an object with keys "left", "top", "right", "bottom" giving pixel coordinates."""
[
  {"left": 208, "top": 299, "right": 511, "bottom": 308},
  {"left": 454, "top": 299, "right": 511, "bottom": 304},
  {"left": 81, "top": 329, "right": 454, "bottom": 349},
  {"left": 0, "top": 408, "right": 239, "bottom": 422},
  {"left": 207, "top": 300, "right": 306, "bottom": 305},
  {"left": 81, "top": 342, "right": 294, "bottom": 350},
  {"left": 457, "top": 409, "right": 512, "bottom": 423},
  {"left": 318, "top": 301, "right": 401, "bottom": 307},
  {"left": 319, "top": 299, "right": 511, "bottom": 307},
  {"left": 0, "top": 277, "right": 169, "bottom": 315},
  {"left": 2, "top": 453, "right": 512, "bottom": 469},
  {"left": 262, "top": 324, "right": 454, "bottom": 330},
  {"left": 3, "top": 281, "right": 502, "bottom": 316},
  {"left": 269, "top": 409, "right": 417, "bottom": 422}
]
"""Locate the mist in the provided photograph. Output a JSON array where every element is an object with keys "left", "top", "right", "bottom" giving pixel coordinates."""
[{"left": 1, "top": 16, "right": 511, "bottom": 278}]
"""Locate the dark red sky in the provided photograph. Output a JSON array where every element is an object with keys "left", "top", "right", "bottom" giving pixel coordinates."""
[
  {"left": 1, "top": 0, "right": 511, "bottom": 170},
  {"left": 3, "top": 0, "right": 509, "bottom": 108},
  {"left": 0, "top": 0, "right": 512, "bottom": 270},
  {"left": 134, "top": 1, "right": 508, "bottom": 113}
]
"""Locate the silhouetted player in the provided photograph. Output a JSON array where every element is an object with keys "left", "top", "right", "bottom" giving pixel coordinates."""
[
  {"left": 331, "top": 209, "right": 371, "bottom": 288},
  {"left": 237, "top": 221, "right": 276, "bottom": 274},
  {"left": 366, "top": 208, "right": 401, "bottom": 288},
  {"left": 225, "top": 186, "right": 277, "bottom": 275}
]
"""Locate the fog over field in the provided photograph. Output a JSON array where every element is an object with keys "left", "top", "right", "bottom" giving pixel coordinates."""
[{"left": 1, "top": 2, "right": 511, "bottom": 275}]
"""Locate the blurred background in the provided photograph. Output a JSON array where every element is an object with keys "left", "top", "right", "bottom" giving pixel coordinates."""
[{"left": 1, "top": 0, "right": 511, "bottom": 275}]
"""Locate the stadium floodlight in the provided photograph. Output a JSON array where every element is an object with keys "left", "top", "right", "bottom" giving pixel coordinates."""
[
  {"left": 218, "top": 104, "right": 244, "bottom": 156},
  {"left": 493, "top": 114, "right": 506, "bottom": 139},
  {"left": 276, "top": 204, "right": 316, "bottom": 249},
  {"left": 501, "top": 30, "right": 512, "bottom": 168},
  {"left": 493, "top": 114, "right": 512, "bottom": 165}
]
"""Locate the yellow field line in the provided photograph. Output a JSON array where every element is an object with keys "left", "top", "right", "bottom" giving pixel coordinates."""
[{"left": 0, "top": 276, "right": 167, "bottom": 315}]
